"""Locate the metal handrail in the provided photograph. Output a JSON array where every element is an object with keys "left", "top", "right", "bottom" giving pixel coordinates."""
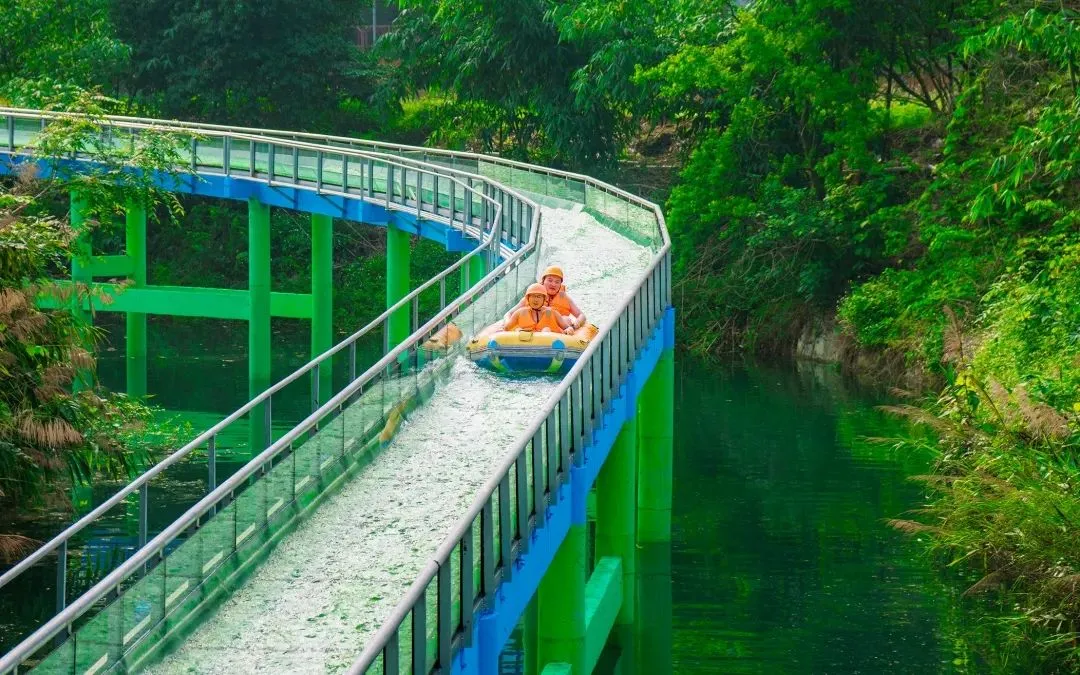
[
  {"left": 0, "top": 110, "right": 543, "bottom": 673},
  {"left": 0, "top": 112, "right": 522, "bottom": 592},
  {"left": 345, "top": 201, "right": 669, "bottom": 673},
  {"left": 0, "top": 107, "right": 669, "bottom": 675},
  {"left": 2, "top": 106, "right": 666, "bottom": 245}
]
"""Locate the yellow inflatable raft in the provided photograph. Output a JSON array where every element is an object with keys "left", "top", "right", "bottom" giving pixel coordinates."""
[{"left": 467, "top": 323, "right": 598, "bottom": 375}]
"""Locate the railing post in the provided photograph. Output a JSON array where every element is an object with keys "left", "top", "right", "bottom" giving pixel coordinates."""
[
  {"left": 461, "top": 522, "right": 475, "bottom": 647},
  {"left": 385, "top": 630, "right": 400, "bottom": 674},
  {"left": 55, "top": 540, "right": 67, "bottom": 614},
  {"left": 531, "top": 431, "right": 545, "bottom": 527},
  {"left": 139, "top": 483, "right": 149, "bottom": 550},
  {"left": 515, "top": 455, "right": 530, "bottom": 553},
  {"left": 438, "top": 561, "right": 452, "bottom": 667},
  {"left": 411, "top": 593, "right": 427, "bottom": 673},
  {"left": 498, "top": 475, "right": 512, "bottom": 580},
  {"left": 349, "top": 341, "right": 357, "bottom": 382},
  {"left": 481, "top": 498, "right": 495, "bottom": 598},
  {"left": 208, "top": 435, "right": 217, "bottom": 516},
  {"left": 223, "top": 136, "right": 231, "bottom": 175}
]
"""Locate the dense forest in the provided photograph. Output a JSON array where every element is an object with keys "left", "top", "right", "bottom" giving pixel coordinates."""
[{"left": 2, "top": 0, "right": 1079, "bottom": 669}]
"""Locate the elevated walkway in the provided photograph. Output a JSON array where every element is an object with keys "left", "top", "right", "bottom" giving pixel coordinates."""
[{"left": 0, "top": 109, "right": 672, "bottom": 675}]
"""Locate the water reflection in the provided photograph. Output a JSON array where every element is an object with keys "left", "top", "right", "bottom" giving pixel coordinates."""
[{"left": 501, "top": 358, "right": 979, "bottom": 674}]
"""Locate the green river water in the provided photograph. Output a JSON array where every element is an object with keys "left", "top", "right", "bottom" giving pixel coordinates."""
[{"left": 1, "top": 319, "right": 988, "bottom": 672}]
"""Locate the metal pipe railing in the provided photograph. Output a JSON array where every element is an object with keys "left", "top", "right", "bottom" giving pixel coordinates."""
[
  {"left": 0, "top": 106, "right": 669, "bottom": 675},
  {"left": 345, "top": 236, "right": 670, "bottom": 675},
  {"left": 0, "top": 110, "right": 542, "bottom": 674},
  {"left": 0, "top": 112, "right": 524, "bottom": 593}
]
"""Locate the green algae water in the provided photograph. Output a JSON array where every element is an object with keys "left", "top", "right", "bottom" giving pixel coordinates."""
[
  {"left": 498, "top": 356, "right": 982, "bottom": 673},
  {"left": 663, "top": 357, "right": 978, "bottom": 673}
]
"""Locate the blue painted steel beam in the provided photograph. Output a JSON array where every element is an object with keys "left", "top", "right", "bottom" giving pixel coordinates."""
[
  {"left": 453, "top": 306, "right": 675, "bottom": 674},
  {"left": 0, "top": 153, "right": 481, "bottom": 254}
]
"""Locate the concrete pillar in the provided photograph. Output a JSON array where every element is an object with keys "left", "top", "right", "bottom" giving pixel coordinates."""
[
  {"left": 311, "top": 213, "right": 333, "bottom": 402},
  {"left": 386, "top": 225, "right": 411, "bottom": 348},
  {"left": 596, "top": 415, "right": 637, "bottom": 626},
  {"left": 537, "top": 523, "right": 586, "bottom": 673},
  {"left": 70, "top": 191, "right": 92, "bottom": 391},
  {"left": 125, "top": 200, "right": 147, "bottom": 399},
  {"left": 637, "top": 349, "right": 673, "bottom": 544},
  {"left": 248, "top": 198, "right": 271, "bottom": 454}
]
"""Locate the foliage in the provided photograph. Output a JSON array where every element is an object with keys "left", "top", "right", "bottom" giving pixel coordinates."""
[
  {"left": 649, "top": 0, "right": 921, "bottom": 353},
  {"left": 0, "top": 98, "right": 184, "bottom": 509},
  {"left": 383, "top": 0, "right": 699, "bottom": 167},
  {"left": 109, "top": 0, "right": 366, "bottom": 130},
  {"left": 0, "top": 0, "right": 129, "bottom": 106}
]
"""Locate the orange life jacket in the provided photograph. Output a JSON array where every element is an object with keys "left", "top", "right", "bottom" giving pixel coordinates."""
[
  {"left": 547, "top": 285, "right": 574, "bottom": 316},
  {"left": 507, "top": 306, "right": 562, "bottom": 332}
]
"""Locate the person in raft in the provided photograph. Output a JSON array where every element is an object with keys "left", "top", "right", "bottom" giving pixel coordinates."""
[
  {"left": 504, "top": 284, "right": 577, "bottom": 335},
  {"left": 502, "top": 265, "right": 587, "bottom": 329}
]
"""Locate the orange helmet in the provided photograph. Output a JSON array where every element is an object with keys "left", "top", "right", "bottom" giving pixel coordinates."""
[
  {"left": 525, "top": 283, "right": 547, "bottom": 298},
  {"left": 541, "top": 265, "right": 564, "bottom": 282}
]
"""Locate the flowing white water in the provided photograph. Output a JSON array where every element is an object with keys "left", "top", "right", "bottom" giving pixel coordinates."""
[{"left": 145, "top": 205, "right": 652, "bottom": 674}]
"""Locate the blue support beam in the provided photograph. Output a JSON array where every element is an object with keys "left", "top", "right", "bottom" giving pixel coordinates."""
[{"left": 453, "top": 307, "right": 674, "bottom": 674}]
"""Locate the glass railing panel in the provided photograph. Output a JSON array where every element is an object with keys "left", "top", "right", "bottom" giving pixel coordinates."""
[
  {"left": 229, "top": 139, "right": 252, "bottom": 173},
  {"left": 118, "top": 560, "right": 165, "bottom": 658},
  {"left": 508, "top": 460, "right": 519, "bottom": 543},
  {"left": 424, "top": 576, "right": 438, "bottom": 667},
  {"left": 233, "top": 470, "right": 269, "bottom": 558},
  {"left": 319, "top": 152, "right": 346, "bottom": 191},
  {"left": 13, "top": 117, "right": 40, "bottom": 148},
  {"left": 449, "top": 541, "right": 462, "bottom": 635},
  {"left": 296, "top": 148, "right": 319, "bottom": 184},
  {"left": 195, "top": 136, "right": 224, "bottom": 171},
  {"left": 30, "top": 636, "right": 74, "bottom": 673}
]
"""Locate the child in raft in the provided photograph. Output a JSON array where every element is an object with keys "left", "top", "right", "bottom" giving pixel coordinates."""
[
  {"left": 504, "top": 284, "right": 577, "bottom": 335},
  {"left": 502, "top": 265, "right": 587, "bottom": 329}
]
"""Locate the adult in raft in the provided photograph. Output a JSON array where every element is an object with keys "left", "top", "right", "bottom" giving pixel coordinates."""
[
  {"left": 505, "top": 284, "right": 577, "bottom": 334},
  {"left": 502, "top": 266, "right": 587, "bottom": 329}
]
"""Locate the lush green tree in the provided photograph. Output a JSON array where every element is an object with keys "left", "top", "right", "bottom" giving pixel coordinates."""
[
  {"left": 385, "top": 0, "right": 689, "bottom": 167},
  {"left": 0, "top": 100, "right": 183, "bottom": 549},
  {"left": 0, "top": 0, "right": 129, "bottom": 106},
  {"left": 110, "top": 0, "right": 363, "bottom": 130}
]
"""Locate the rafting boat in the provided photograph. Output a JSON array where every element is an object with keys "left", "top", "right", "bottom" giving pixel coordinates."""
[{"left": 466, "top": 322, "right": 599, "bottom": 375}]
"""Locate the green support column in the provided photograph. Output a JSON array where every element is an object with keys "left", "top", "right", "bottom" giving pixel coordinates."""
[
  {"left": 637, "top": 349, "right": 674, "bottom": 544},
  {"left": 468, "top": 249, "right": 487, "bottom": 286},
  {"left": 125, "top": 200, "right": 147, "bottom": 399},
  {"left": 537, "top": 523, "right": 587, "bottom": 673},
  {"left": 524, "top": 594, "right": 538, "bottom": 675},
  {"left": 70, "top": 192, "right": 92, "bottom": 391},
  {"left": 248, "top": 198, "right": 272, "bottom": 454},
  {"left": 311, "top": 213, "right": 333, "bottom": 402},
  {"left": 386, "top": 225, "right": 411, "bottom": 348},
  {"left": 596, "top": 414, "right": 637, "bottom": 626},
  {"left": 635, "top": 542, "right": 672, "bottom": 674}
]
